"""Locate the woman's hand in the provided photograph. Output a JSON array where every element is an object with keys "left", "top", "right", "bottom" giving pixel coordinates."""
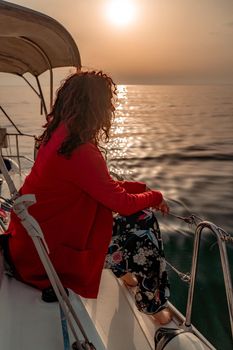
[{"left": 154, "top": 199, "right": 170, "bottom": 215}]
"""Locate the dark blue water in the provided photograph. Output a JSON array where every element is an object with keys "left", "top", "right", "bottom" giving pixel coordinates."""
[{"left": 107, "top": 85, "right": 233, "bottom": 350}]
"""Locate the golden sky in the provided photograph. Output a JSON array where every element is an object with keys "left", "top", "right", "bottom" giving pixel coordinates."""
[{"left": 4, "top": 0, "right": 233, "bottom": 84}]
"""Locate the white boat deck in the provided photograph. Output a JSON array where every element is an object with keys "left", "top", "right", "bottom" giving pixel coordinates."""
[
  {"left": 0, "top": 269, "right": 213, "bottom": 350},
  {"left": 0, "top": 270, "right": 160, "bottom": 350}
]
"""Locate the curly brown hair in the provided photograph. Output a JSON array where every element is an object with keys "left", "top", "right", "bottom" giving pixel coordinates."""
[{"left": 37, "top": 70, "right": 117, "bottom": 157}]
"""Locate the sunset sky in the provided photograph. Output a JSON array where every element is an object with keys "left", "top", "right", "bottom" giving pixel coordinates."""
[{"left": 3, "top": 0, "right": 233, "bottom": 84}]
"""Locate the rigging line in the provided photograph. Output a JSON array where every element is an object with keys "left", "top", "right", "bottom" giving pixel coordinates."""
[
  {"left": 160, "top": 212, "right": 233, "bottom": 283},
  {"left": 168, "top": 211, "right": 203, "bottom": 226},
  {"left": 162, "top": 258, "right": 191, "bottom": 284},
  {"left": 166, "top": 197, "right": 194, "bottom": 214},
  {"left": 0, "top": 106, "right": 22, "bottom": 135},
  {"left": 169, "top": 211, "right": 233, "bottom": 244}
]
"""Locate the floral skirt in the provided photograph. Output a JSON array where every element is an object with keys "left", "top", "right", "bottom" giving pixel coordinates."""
[{"left": 105, "top": 209, "right": 170, "bottom": 315}]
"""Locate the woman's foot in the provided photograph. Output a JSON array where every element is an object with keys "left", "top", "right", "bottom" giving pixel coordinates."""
[
  {"left": 152, "top": 307, "right": 173, "bottom": 325},
  {"left": 121, "top": 272, "right": 138, "bottom": 287}
]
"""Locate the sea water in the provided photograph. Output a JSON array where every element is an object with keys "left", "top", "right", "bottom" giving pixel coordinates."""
[{"left": 1, "top": 83, "right": 233, "bottom": 349}]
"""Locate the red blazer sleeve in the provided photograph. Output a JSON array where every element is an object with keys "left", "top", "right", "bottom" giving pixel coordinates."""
[
  {"left": 117, "top": 180, "right": 147, "bottom": 194},
  {"left": 71, "top": 144, "right": 163, "bottom": 216}
]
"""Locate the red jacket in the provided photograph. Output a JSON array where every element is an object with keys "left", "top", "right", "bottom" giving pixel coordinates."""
[{"left": 8, "top": 124, "right": 163, "bottom": 298}]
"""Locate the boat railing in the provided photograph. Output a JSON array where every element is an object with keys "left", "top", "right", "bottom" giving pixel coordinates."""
[
  {"left": 0, "top": 131, "right": 35, "bottom": 174},
  {"left": 184, "top": 221, "right": 233, "bottom": 340},
  {"left": 0, "top": 104, "right": 37, "bottom": 173}
]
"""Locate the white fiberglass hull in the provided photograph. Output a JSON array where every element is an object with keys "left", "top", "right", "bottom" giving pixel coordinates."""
[{"left": 0, "top": 269, "right": 213, "bottom": 350}]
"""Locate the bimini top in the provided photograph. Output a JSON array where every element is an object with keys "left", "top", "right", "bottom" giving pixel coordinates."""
[{"left": 0, "top": 0, "right": 81, "bottom": 76}]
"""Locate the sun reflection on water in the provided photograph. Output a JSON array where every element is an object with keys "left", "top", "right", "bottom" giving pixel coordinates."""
[
  {"left": 108, "top": 85, "right": 130, "bottom": 163},
  {"left": 115, "top": 85, "right": 129, "bottom": 119},
  {"left": 117, "top": 84, "right": 128, "bottom": 99}
]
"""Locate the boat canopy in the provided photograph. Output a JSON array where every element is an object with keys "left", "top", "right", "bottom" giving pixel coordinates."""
[{"left": 0, "top": 0, "right": 81, "bottom": 77}]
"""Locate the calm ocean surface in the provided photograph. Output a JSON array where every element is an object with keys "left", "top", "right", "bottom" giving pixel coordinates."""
[{"left": 1, "top": 83, "right": 233, "bottom": 349}]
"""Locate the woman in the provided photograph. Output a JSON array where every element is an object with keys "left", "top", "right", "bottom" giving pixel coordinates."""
[{"left": 7, "top": 70, "right": 171, "bottom": 324}]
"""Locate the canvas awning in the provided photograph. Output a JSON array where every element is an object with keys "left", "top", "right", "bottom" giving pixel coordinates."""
[{"left": 0, "top": 0, "right": 81, "bottom": 77}]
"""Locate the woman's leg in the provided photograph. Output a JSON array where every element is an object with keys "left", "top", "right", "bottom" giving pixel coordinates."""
[{"left": 105, "top": 209, "right": 171, "bottom": 324}]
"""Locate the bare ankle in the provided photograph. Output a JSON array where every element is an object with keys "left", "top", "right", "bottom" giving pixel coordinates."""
[
  {"left": 152, "top": 307, "right": 172, "bottom": 325},
  {"left": 121, "top": 273, "right": 138, "bottom": 287}
]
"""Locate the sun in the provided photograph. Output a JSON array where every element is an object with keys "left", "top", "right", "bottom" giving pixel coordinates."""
[{"left": 105, "top": 0, "right": 137, "bottom": 27}]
